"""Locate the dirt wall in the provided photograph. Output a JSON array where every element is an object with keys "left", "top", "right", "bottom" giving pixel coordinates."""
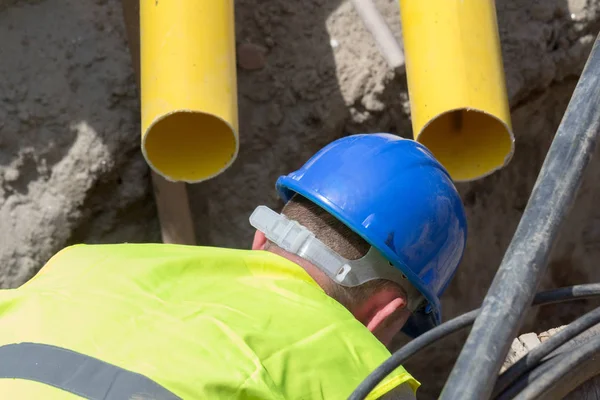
[{"left": 1, "top": 0, "right": 600, "bottom": 397}]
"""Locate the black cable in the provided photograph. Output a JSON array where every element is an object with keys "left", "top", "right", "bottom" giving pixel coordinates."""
[
  {"left": 440, "top": 33, "right": 600, "bottom": 400},
  {"left": 493, "top": 305, "right": 600, "bottom": 397},
  {"left": 496, "top": 322, "right": 600, "bottom": 399},
  {"left": 348, "top": 310, "right": 478, "bottom": 400},
  {"left": 495, "top": 352, "right": 563, "bottom": 400},
  {"left": 347, "top": 284, "right": 600, "bottom": 400},
  {"left": 512, "top": 332, "right": 600, "bottom": 399},
  {"left": 531, "top": 283, "right": 600, "bottom": 305}
]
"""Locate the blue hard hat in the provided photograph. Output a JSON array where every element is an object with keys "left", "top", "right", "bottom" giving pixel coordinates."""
[{"left": 276, "top": 133, "right": 467, "bottom": 337}]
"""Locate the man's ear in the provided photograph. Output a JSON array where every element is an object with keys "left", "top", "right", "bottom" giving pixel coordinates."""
[
  {"left": 353, "top": 288, "right": 410, "bottom": 346},
  {"left": 252, "top": 230, "right": 268, "bottom": 250}
]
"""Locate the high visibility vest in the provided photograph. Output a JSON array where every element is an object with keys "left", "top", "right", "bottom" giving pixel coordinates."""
[{"left": 0, "top": 244, "right": 419, "bottom": 399}]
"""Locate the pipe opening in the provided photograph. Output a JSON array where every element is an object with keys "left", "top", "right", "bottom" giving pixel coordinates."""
[
  {"left": 417, "top": 109, "right": 514, "bottom": 182},
  {"left": 143, "top": 111, "right": 238, "bottom": 183}
]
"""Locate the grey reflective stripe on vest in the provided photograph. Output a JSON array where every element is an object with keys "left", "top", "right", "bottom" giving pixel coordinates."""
[{"left": 0, "top": 342, "right": 181, "bottom": 400}]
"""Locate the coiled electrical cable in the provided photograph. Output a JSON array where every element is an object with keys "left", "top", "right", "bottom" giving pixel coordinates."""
[
  {"left": 348, "top": 284, "right": 600, "bottom": 400},
  {"left": 510, "top": 332, "right": 600, "bottom": 399},
  {"left": 493, "top": 305, "right": 600, "bottom": 397}
]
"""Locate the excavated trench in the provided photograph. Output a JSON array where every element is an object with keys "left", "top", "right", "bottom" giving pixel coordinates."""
[{"left": 1, "top": 0, "right": 600, "bottom": 397}]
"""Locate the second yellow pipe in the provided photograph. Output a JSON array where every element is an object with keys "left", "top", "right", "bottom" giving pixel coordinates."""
[{"left": 399, "top": 0, "right": 514, "bottom": 182}]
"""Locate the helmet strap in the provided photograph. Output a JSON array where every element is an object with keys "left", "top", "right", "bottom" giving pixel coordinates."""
[{"left": 249, "top": 205, "right": 425, "bottom": 312}]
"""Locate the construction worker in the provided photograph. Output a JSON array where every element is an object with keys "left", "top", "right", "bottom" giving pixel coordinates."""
[{"left": 0, "top": 133, "right": 466, "bottom": 399}]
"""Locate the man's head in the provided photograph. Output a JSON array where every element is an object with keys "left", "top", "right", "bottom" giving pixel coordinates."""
[
  {"left": 252, "top": 194, "right": 411, "bottom": 346},
  {"left": 253, "top": 133, "right": 467, "bottom": 338}
]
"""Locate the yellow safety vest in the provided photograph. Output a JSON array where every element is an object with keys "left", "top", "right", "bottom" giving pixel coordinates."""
[{"left": 0, "top": 244, "right": 419, "bottom": 399}]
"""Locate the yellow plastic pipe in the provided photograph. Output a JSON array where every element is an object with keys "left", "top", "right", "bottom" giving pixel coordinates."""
[
  {"left": 140, "top": 0, "right": 238, "bottom": 183},
  {"left": 399, "top": 0, "right": 514, "bottom": 182}
]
